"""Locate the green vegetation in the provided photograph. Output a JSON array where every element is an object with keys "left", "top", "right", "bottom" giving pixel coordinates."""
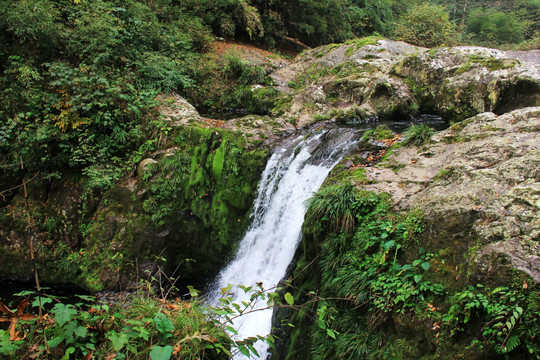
[
  {"left": 362, "top": 124, "right": 395, "bottom": 140},
  {"left": 401, "top": 123, "right": 435, "bottom": 146},
  {"left": 0, "top": 282, "right": 279, "bottom": 359},
  {"left": 282, "top": 183, "right": 539, "bottom": 359},
  {"left": 393, "top": 3, "right": 457, "bottom": 47}
]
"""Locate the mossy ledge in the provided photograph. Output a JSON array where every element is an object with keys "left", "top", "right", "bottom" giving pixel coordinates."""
[{"left": 0, "top": 126, "right": 269, "bottom": 292}]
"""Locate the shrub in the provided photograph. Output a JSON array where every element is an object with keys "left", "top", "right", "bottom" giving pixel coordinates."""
[
  {"left": 401, "top": 123, "right": 435, "bottom": 146},
  {"left": 393, "top": 4, "right": 456, "bottom": 47},
  {"left": 466, "top": 8, "right": 526, "bottom": 45},
  {"left": 304, "top": 184, "right": 358, "bottom": 233}
]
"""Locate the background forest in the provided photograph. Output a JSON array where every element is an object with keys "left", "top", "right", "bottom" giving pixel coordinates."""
[
  {"left": 0, "top": 1, "right": 539, "bottom": 359},
  {"left": 1, "top": 0, "right": 539, "bottom": 198}
]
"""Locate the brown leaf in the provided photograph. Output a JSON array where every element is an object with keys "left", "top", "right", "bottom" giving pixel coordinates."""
[
  {"left": 0, "top": 302, "right": 15, "bottom": 318},
  {"left": 105, "top": 353, "right": 116, "bottom": 360},
  {"left": 172, "top": 344, "right": 182, "bottom": 355},
  {"left": 9, "top": 319, "right": 25, "bottom": 341},
  {"left": 166, "top": 303, "right": 180, "bottom": 311},
  {"left": 20, "top": 314, "right": 38, "bottom": 321},
  {"left": 17, "top": 299, "right": 29, "bottom": 317},
  {"left": 82, "top": 352, "right": 94, "bottom": 360}
]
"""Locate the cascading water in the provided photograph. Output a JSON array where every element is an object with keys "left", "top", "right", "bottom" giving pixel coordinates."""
[{"left": 209, "top": 126, "right": 361, "bottom": 359}]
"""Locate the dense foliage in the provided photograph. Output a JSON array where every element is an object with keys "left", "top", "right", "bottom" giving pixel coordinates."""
[{"left": 284, "top": 185, "right": 539, "bottom": 359}]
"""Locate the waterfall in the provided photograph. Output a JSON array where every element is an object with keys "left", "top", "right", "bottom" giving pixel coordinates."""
[{"left": 209, "top": 127, "right": 360, "bottom": 359}]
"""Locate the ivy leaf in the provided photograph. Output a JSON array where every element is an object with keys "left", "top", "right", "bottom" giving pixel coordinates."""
[
  {"left": 414, "top": 275, "right": 423, "bottom": 283},
  {"left": 150, "top": 345, "right": 173, "bottom": 360},
  {"left": 51, "top": 304, "right": 77, "bottom": 326},
  {"left": 421, "top": 262, "right": 430, "bottom": 271},
  {"left": 284, "top": 292, "right": 294, "bottom": 306}
]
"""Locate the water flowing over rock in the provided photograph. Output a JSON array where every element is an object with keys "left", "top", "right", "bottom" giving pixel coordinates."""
[{"left": 209, "top": 127, "right": 361, "bottom": 358}]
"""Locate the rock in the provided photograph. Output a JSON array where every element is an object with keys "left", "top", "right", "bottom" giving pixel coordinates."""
[
  {"left": 269, "top": 39, "right": 540, "bottom": 127},
  {"left": 361, "top": 107, "right": 540, "bottom": 284},
  {"left": 155, "top": 93, "right": 203, "bottom": 126},
  {"left": 137, "top": 158, "right": 158, "bottom": 180}
]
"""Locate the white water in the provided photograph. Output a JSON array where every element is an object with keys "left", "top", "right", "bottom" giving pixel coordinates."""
[{"left": 210, "top": 128, "right": 359, "bottom": 359}]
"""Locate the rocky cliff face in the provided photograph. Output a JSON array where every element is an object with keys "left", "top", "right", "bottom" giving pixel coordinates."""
[
  {"left": 1, "top": 39, "right": 538, "bottom": 358},
  {"left": 363, "top": 108, "right": 539, "bottom": 285}
]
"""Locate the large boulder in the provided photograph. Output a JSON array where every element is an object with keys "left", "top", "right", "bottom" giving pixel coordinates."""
[{"left": 269, "top": 38, "right": 540, "bottom": 127}]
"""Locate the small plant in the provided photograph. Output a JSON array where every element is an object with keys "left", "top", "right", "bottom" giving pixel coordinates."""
[
  {"left": 401, "top": 123, "right": 435, "bottom": 146},
  {"left": 304, "top": 184, "right": 358, "bottom": 233}
]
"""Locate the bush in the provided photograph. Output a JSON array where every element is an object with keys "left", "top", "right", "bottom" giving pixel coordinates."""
[
  {"left": 401, "top": 123, "right": 435, "bottom": 146},
  {"left": 393, "top": 3, "right": 456, "bottom": 47},
  {"left": 304, "top": 184, "right": 358, "bottom": 233},
  {"left": 466, "top": 8, "right": 526, "bottom": 45}
]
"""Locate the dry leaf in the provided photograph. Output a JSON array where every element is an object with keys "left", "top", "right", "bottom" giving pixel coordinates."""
[
  {"left": 0, "top": 302, "right": 15, "bottom": 318},
  {"left": 17, "top": 299, "right": 29, "bottom": 317}
]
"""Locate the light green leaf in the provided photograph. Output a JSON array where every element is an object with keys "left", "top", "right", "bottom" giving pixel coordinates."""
[
  {"left": 61, "top": 346, "right": 75, "bottom": 360},
  {"left": 51, "top": 304, "right": 77, "bottom": 326},
  {"left": 421, "top": 262, "right": 430, "bottom": 271},
  {"left": 284, "top": 292, "right": 294, "bottom": 306},
  {"left": 32, "top": 297, "right": 53, "bottom": 308},
  {"left": 106, "top": 331, "right": 130, "bottom": 351},
  {"left": 154, "top": 312, "right": 174, "bottom": 334},
  {"left": 187, "top": 285, "right": 200, "bottom": 298},
  {"left": 150, "top": 345, "right": 173, "bottom": 360},
  {"left": 413, "top": 275, "right": 423, "bottom": 283},
  {"left": 326, "top": 328, "right": 337, "bottom": 339}
]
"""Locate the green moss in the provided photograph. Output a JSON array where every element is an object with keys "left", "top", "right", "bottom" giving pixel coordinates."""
[
  {"left": 362, "top": 124, "right": 395, "bottom": 140},
  {"left": 455, "top": 56, "right": 519, "bottom": 76},
  {"left": 212, "top": 139, "right": 226, "bottom": 178},
  {"left": 344, "top": 35, "right": 384, "bottom": 55}
]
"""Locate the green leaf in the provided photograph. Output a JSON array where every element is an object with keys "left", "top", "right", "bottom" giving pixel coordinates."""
[
  {"left": 421, "top": 262, "right": 430, "bottom": 271},
  {"left": 150, "top": 345, "right": 173, "bottom": 360},
  {"left": 413, "top": 275, "right": 423, "bottom": 283},
  {"left": 238, "top": 344, "right": 250, "bottom": 357},
  {"left": 51, "top": 304, "right": 77, "bottom": 326},
  {"left": 61, "top": 346, "right": 75, "bottom": 360},
  {"left": 48, "top": 335, "right": 65, "bottom": 348},
  {"left": 326, "top": 328, "right": 337, "bottom": 340},
  {"left": 32, "top": 297, "right": 53, "bottom": 308},
  {"left": 187, "top": 286, "right": 200, "bottom": 298},
  {"left": 247, "top": 344, "right": 260, "bottom": 357},
  {"left": 13, "top": 290, "right": 35, "bottom": 296},
  {"left": 154, "top": 312, "right": 174, "bottom": 334},
  {"left": 284, "top": 292, "right": 294, "bottom": 306},
  {"left": 106, "top": 331, "right": 130, "bottom": 351}
]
